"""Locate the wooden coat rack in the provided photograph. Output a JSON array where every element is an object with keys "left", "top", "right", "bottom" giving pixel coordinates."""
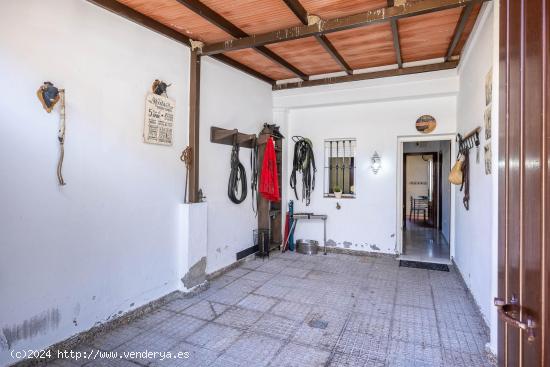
[{"left": 210, "top": 126, "right": 256, "bottom": 148}]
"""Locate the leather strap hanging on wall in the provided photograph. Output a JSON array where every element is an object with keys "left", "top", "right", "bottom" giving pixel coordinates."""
[
  {"left": 250, "top": 138, "right": 259, "bottom": 213},
  {"left": 460, "top": 151, "right": 470, "bottom": 210},
  {"left": 228, "top": 143, "right": 247, "bottom": 204},
  {"left": 290, "top": 136, "right": 316, "bottom": 206}
]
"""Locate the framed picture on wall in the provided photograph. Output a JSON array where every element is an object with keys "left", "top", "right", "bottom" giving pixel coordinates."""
[
  {"left": 484, "top": 143, "right": 492, "bottom": 175},
  {"left": 484, "top": 104, "right": 492, "bottom": 140},
  {"left": 485, "top": 68, "right": 493, "bottom": 106}
]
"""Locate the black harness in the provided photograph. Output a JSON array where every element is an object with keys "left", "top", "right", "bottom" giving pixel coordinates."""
[
  {"left": 290, "top": 136, "right": 316, "bottom": 206},
  {"left": 228, "top": 143, "right": 247, "bottom": 204}
]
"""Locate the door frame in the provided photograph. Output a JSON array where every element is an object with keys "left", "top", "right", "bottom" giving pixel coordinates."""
[
  {"left": 396, "top": 134, "right": 456, "bottom": 257},
  {"left": 403, "top": 151, "right": 440, "bottom": 228}
]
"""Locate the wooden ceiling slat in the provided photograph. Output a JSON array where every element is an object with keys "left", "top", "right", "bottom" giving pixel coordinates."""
[
  {"left": 224, "top": 49, "right": 295, "bottom": 80},
  {"left": 116, "top": 0, "right": 230, "bottom": 43},
  {"left": 398, "top": 7, "right": 463, "bottom": 63},
  {"left": 445, "top": 4, "right": 474, "bottom": 61},
  {"left": 200, "top": 0, "right": 488, "bottom": 56},
  {"left": 175, "top": 0, "right": 308, "bottom": 80},
  {"left": 274, "top": 61, "right": 459, "bottom": 90},
  {"left": 387, "top": 0, "right": 403, "bottom": 68},
  {"left": 91, "top": 0, "right": 273, "bottom": 83},
  {"left": 266, "top": 37, "right": 343, "bottom": 75},
  {"left": 108, "top": 0, "right": 484, "bottom": 86},
  {"left": 298, "top": 0, "right": 386, "bottom": 19},
  {"left": 281, "top": 0, "right": 353, "bottom": 75},
  {"left": 326, "top": 23, "right": 396, "bottom": 70},
  {"left": 199, "top": 0, "right": 300, "bottom": 34},
  {"left": 453, "top": 3, "right": 482, "bottom": 56}
]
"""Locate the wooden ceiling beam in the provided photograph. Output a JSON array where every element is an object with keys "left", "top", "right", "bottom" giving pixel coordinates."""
[
  {"left": 88, "top": 0, "right": 191, "bottom": 46},
  {"left": 210, "top": 54, "right": 275, "bottom": 84},
  {"left": 272, "top": 61, "right": 459, "bottom": 90},
  {"left": 388, "top": 0, "right": 403, "bottom": 68},
  {"left": 175, "top": 0, "right": 308, "bottom": 80},
  {"left": 445, "top": 4, "right": 474, "bottom": 61},
  {"left": 282, "top": 0, "right": 353, "bottom": 75},
  {"left": 200, "top": 0, "right": 488, "bottom": 56},
  {"left": 86, "top": 0, "right": 274, "bottom": 84}
]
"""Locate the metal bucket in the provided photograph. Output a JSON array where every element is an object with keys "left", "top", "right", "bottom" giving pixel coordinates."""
[{"left": 296, "top": 239, "right": 319, "bottom": 255}]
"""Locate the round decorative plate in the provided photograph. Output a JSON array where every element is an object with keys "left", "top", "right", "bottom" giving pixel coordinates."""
[{"left": 415, "top": 115, "right": 437, "bottom": 133}]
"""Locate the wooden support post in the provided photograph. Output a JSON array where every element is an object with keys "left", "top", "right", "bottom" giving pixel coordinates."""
[{"left": 188, "top": 51, "right": 201, "bottom": 203}]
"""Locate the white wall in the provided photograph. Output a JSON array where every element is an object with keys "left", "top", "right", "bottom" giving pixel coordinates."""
[
  {"left": 454, "top": 2, "right": 498, "bottom": 351},
  {"left": 0, "top": 1, "right": 273, "bottom": 365},
  {"left": 274, "top": 72, "right": 458, "bottom": 254},
  {"left": 199, "top": 57, "right": 273, "bottom": 273}
]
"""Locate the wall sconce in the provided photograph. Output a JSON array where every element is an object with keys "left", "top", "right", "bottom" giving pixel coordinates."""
[{"left": 371, "top": 151, "right": 381, "bottom": 174}]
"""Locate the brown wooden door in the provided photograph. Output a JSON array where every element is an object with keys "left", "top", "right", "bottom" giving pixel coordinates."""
[{"left": 497, "top": 0, "right": 549, "bottom": 366}]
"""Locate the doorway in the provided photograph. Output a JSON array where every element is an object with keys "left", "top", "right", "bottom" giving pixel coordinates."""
[{"left": 397, "top": 139, "right": 453, "bottom": 263}]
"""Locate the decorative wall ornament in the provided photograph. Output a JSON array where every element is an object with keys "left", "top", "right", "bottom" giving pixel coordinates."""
[
  {"left": 371, "top": 151, "right": 381, "bottom": 174},
  {"left": 144, "top": 81, "right": 175, "bottom": 146},
  {"left": 485, "top": 68, "right": 493, "bottom": 106},
  {"left": 415, "top": 115, "right": 437, "bottom": 134},
  {"left": 484, "top": 143, "right": 492, "bottom": 175},
  {"left": 484, "top": 105, "right": 492, "bottom": 140},
  {"left": 37, "top": 82, "right": 67, "bottom": 185}
]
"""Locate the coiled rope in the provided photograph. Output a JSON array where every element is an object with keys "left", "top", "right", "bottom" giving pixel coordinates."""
[
  {"left": 290, "top": 136, "right": 316, "bottom": 205},
  {"left": 228, "top": 144, "right": 247, "bottom": 204}
]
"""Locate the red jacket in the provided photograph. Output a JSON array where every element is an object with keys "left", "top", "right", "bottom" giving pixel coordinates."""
[{"left": 259, "top": 137, "right": 280, "bottom": 202}]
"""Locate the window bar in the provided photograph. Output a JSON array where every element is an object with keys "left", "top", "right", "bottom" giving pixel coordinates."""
[
  {"left": 336, "top": 140, "right": 339, "bottom": 191},
  {"left": 329, "top": 140, "right": 333, "bottom": 193},
  {"left": 342, "top": 140, "right": 347, "bottom": 194}
]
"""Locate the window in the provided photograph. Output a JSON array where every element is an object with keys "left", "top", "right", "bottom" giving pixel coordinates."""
[{"left": 324, "top": 138, "right": 357, "bottom": 198}]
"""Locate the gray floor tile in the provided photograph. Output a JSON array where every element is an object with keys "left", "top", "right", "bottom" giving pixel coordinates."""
[
  {"left": 237, "top": 294, "right": 278, "bottom": 312},
  {"left": 84, "top": 358, "right": 141, "bottom": 367},
  {"left": 241, "top": 270, "right": 274, "bottom": 283},
  {"left": 386, "top": 340, "right": 443, "bottom": 367},
  {"left": 439, "top": 328, "right": 488, "bottom": 355},
  {"left": 130, "top": 309, "right": 176, "bottom": 330},
  {"left": 250, "top": 313, "right": 300, "bottom": 340},
  {"left": 270, "top": 300, "right": 312, "bottom": 321},
  {"left": 150, "top": 314, "right": 206, "bottom": 341},
  {"left": 215, "top": 332, "right": 283, "bottom": 367},
  {"left": 181, "top": 300, "right": 227, "bottom": 321},
  {"left": 149, "top": 342, "right": 218, "bottom": 367},
  {"left": 204, "top": 287, "right": 248, "bottom": 305},
  {"left": 224, "top": 267, "right": 251, "bottom": 278},
  {"left": 185, "top": 323, "right": 242, "bottom": 352},
  {"left": 254, "top": 283, "right": 291, "bottom": 299},
  {"left": 391, "top": 320, "right": 441, "bottom": 347},
  {"left": 89, "top": 325, "right": 144, "bottom": 351},
  {"left": 327, "top": 352, "right": 384, "bottom": 367},
  {"left": 345, "top": 312, "right": 392, "bottom": 335},
  {"left": 114, "top": 330, "right": 180, "bottom": 365},
  {"left": 55, "top": 251, "right": 492, "bottom": 367},
  {"left": 269, "top": 342, "right": 330, "bottom": 367},
  {"left": 441, "top": 349, "right": 494, "bottom": 367},
  {"left": 214, "top": 307, "right": 263, "bottom": 330},
  {"left": 335, "top": 329, "right": 389, "bottom": 360}
]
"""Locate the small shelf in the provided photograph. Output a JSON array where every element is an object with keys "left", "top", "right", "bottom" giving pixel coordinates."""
[{"left": 210, "top": 126, "right": 256, "bottom": 149}]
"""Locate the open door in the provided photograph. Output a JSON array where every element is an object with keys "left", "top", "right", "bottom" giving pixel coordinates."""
[{"left": 497, "top": 0, "right": 549, "bottom": 365}]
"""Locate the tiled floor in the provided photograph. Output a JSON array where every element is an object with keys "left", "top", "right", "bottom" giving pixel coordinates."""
[
  {"left": 44, "top": 252, "right": 494, "bottom": 367},
  {"left": 402, "top": 221, "right": 450, "bottom": 263}
]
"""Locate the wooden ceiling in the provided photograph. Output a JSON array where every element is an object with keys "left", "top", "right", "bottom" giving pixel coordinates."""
[{"left": 94, "top": 0, "right": 485, "bottom": 89}]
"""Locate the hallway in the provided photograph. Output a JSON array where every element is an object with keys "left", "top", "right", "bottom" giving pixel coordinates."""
[
  {"left": 42, "top": 252, "right": 493, "bottom": 367},
  {"left": 403, "top": 221, "right": 450, "bottom": 263}
]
